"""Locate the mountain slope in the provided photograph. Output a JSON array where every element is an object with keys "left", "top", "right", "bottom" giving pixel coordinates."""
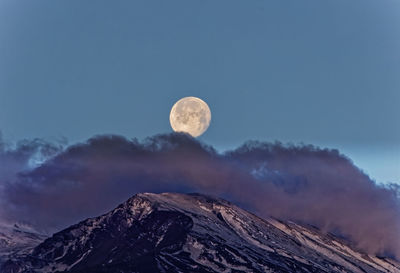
[
  {"left": 2, "top": 193, "right": 399, "bottom": 273},
  {"left": 0, "top": 223, "right": 47, "bottom": 267}
]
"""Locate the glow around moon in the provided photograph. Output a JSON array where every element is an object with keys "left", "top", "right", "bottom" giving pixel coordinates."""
[{"left": 169, "top": 97, "right": 211, "bottom": 137}]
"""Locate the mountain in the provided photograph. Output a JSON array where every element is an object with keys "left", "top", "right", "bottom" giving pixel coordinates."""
[
  {"left": 0, "top": 223, "right": 47, "bottom": 266},
  {"left": 1, "top": 192, "right": 399, "bottom": 273}
]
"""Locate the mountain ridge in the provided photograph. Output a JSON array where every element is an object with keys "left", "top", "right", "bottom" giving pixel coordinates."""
[{"left": 1, "top": 192, "right": 399, "bottom": 273}]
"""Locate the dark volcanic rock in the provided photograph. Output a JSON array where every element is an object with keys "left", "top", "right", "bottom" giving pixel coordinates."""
[{"left": 1, "top": 193, "right": 399, "bottom": 273}]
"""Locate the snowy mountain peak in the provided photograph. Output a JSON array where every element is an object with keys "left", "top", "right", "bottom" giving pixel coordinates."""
[{"left": 1, "top": 192, "right": 399, "bottom": 273}]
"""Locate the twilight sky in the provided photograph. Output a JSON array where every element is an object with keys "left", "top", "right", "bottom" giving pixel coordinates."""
[{"left": 0, "top": 0, "right": 399, "bottom": 184}]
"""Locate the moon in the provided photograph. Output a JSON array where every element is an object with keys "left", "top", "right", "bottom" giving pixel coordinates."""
[{"left": 169, "top": 97, "right": 211, "bottom": 137}]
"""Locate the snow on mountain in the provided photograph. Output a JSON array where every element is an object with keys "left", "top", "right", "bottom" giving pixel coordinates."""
[
  {"left": 1, "top": 192, "right": 399, "bottom": 273},
  {"left": 0, "top": 222, "right": 47, "bottom": 266}
]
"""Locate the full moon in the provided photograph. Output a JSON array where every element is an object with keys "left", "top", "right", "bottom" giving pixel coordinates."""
[{"left": 169, "top": 97, "right": 211, "bottom": 137}]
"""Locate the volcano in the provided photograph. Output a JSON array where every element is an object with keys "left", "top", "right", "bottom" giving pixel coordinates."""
[{"left": 1, "top": 193, "right": 399, "bottom": 273}]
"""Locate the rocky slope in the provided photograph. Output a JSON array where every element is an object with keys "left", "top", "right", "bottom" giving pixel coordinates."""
[
  {"left": 1, "top": 192, "right": 399, "bottom": 273},
  {"left": 0, "top": 223, "right": 47, "bottom": 267}
]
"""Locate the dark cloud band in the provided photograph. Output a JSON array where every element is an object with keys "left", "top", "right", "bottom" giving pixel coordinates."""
[{"left": 0, "top": 133, "right": 399, "bottom": 259}]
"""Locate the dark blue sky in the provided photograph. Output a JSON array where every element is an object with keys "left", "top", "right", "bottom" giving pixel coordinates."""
[{"left": 0, "top": 0, "right": 399, "bottom": 183}]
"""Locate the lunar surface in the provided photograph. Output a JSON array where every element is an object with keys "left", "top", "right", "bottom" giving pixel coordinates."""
[{"left": 169, "top": 97, "right": 211, "bottom": 137}]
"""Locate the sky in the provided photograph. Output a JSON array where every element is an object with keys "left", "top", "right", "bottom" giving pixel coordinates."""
[{"left": 0, "top": 0, "right": 399, "bottom": 184}]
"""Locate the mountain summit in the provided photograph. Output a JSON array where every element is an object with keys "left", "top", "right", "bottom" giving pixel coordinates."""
[{"left": 2, "top": 192, "right": 399, "bottom": 273}]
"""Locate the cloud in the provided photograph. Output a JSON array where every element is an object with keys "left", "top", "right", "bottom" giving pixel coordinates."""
[
  {"left": 0, "top": 133, "right": 64, "bottom": 223},
  {"left": 0, "top": 133, "right": 399, "bottom": 259}
]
